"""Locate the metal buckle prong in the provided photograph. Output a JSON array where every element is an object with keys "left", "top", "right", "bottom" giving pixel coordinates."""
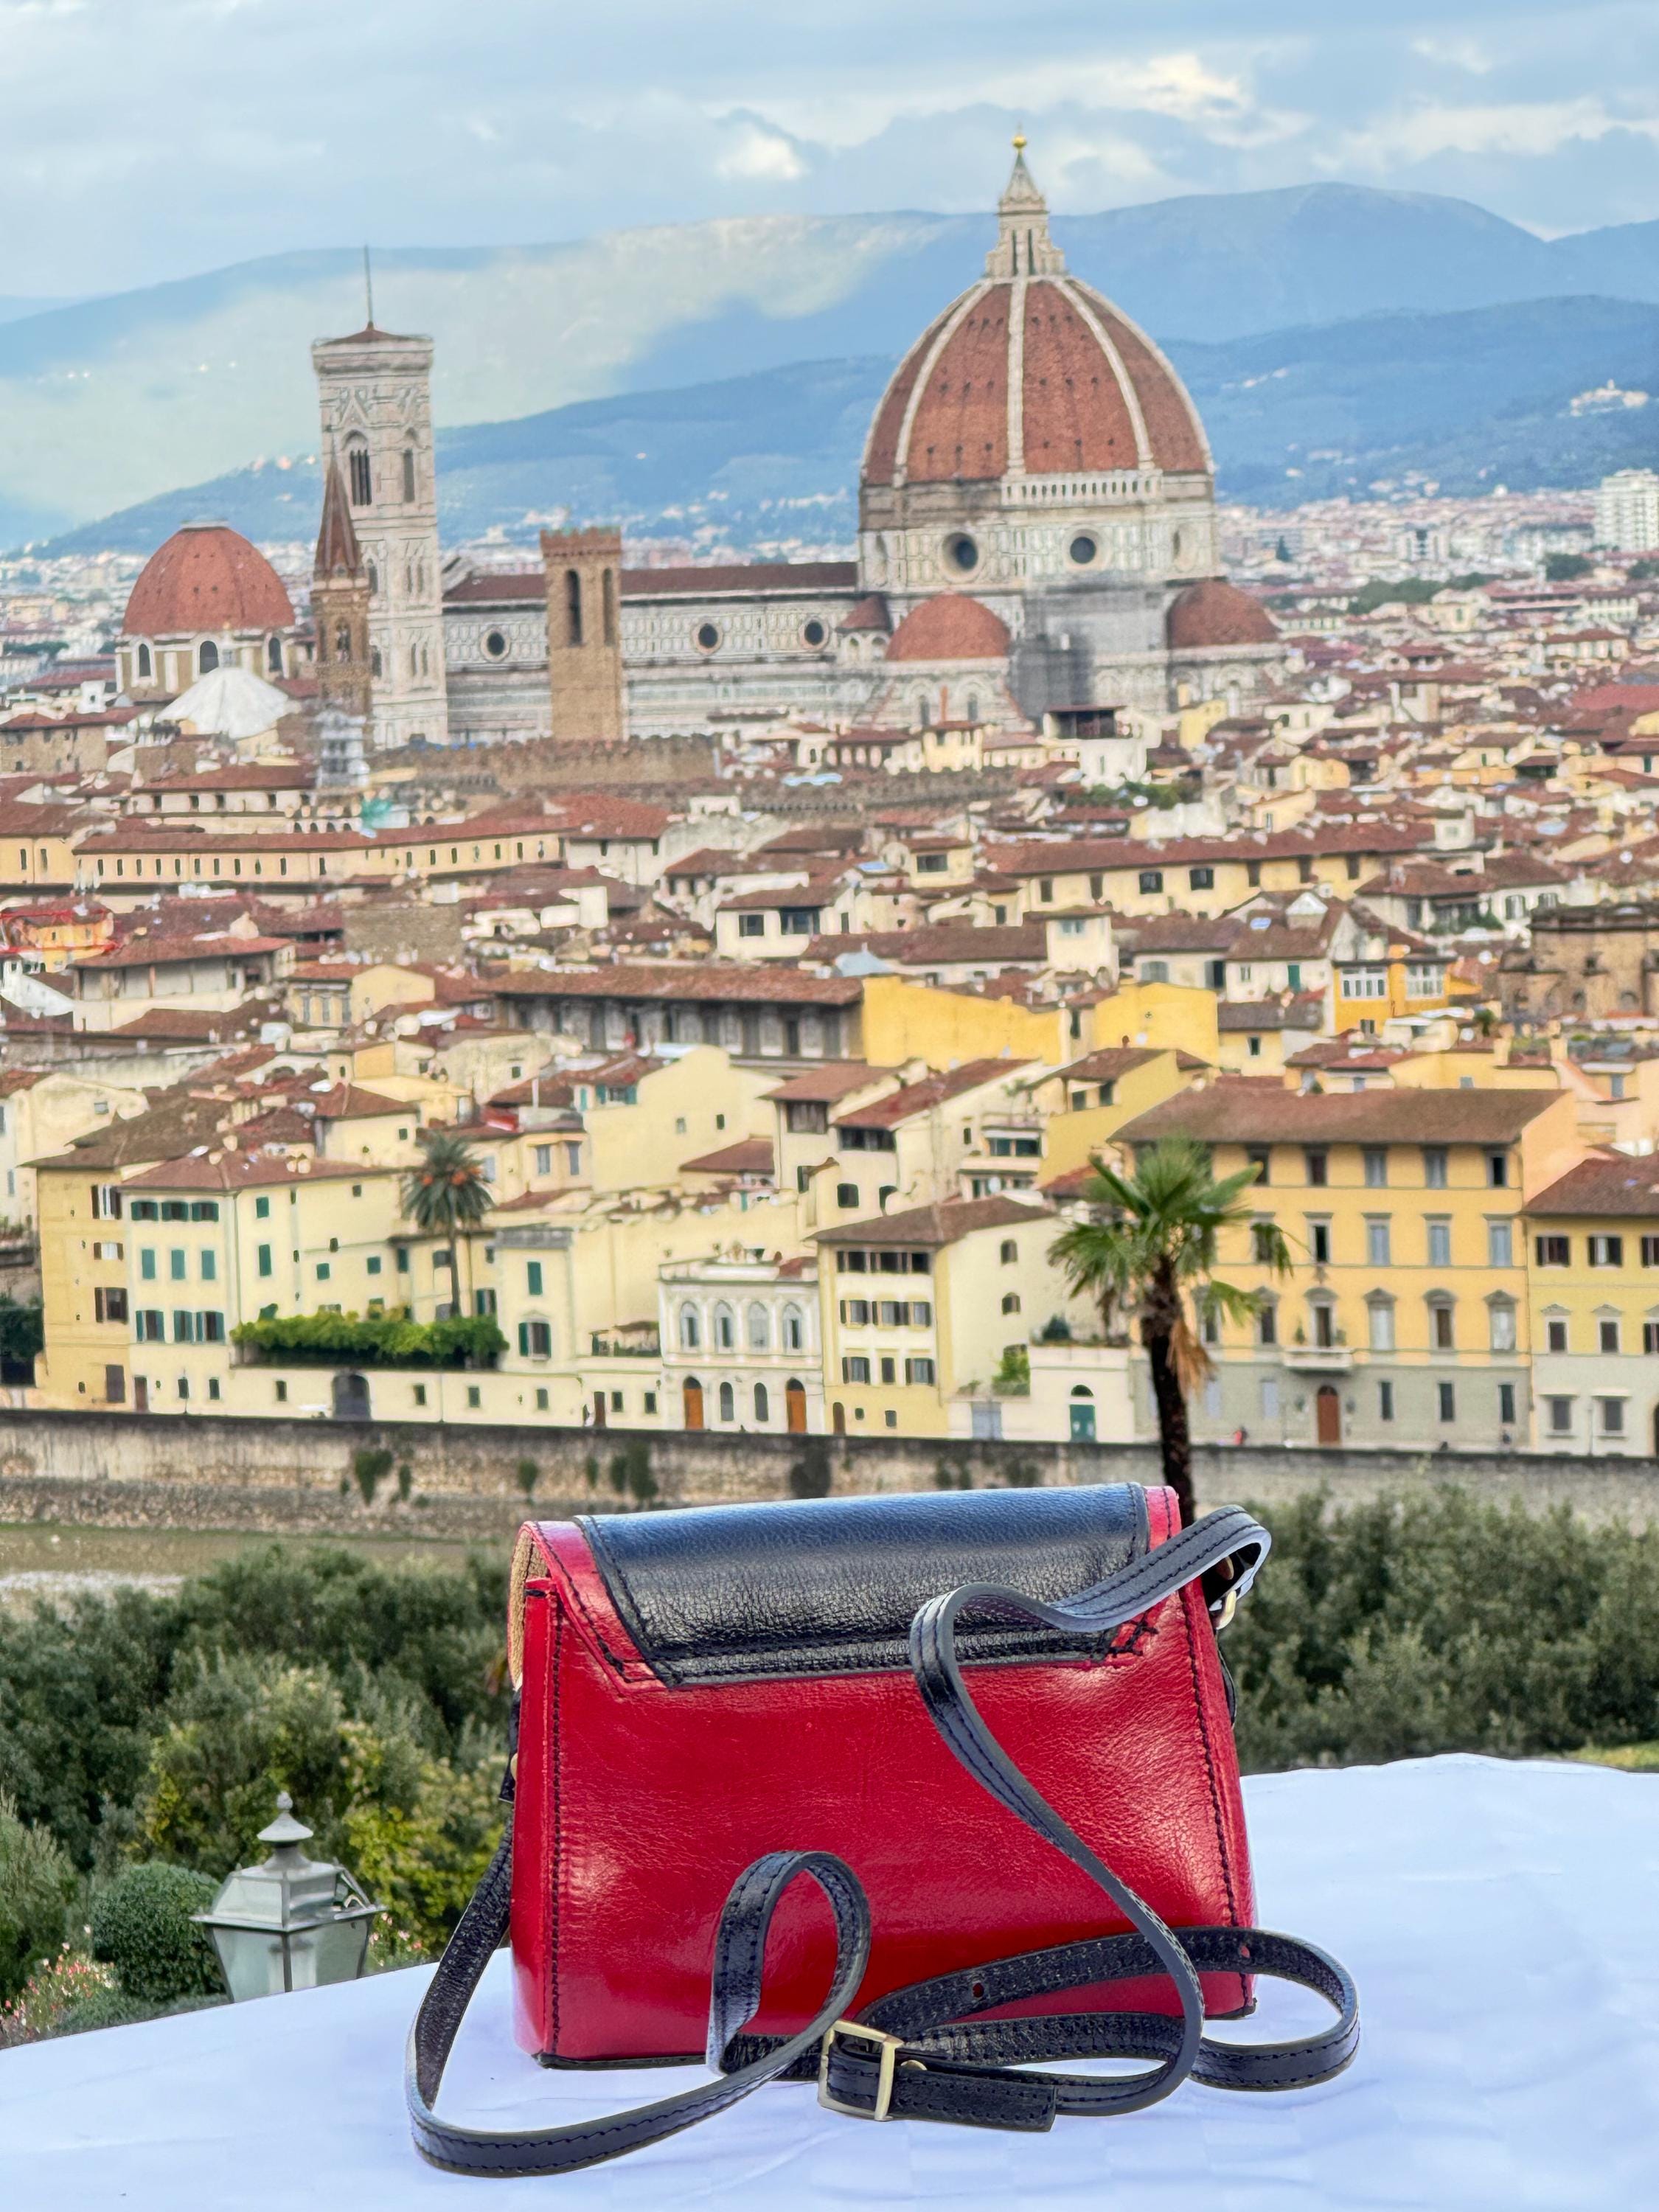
[{"left": 818, "top": 2019, "right": 905, "bottom": 2121}]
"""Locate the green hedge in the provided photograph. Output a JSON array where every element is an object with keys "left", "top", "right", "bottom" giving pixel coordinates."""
[
  {"left": 89, "top": 1863, "right": 220, "bottom": 2006},
  {"left": 231, "top": 1311, "right": 506, "bottom": 1369}
]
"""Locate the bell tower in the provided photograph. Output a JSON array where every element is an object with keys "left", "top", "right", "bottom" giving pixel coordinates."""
[
  {"left": 310, "top": 455, "right": 372, "bottom": 722},
  {"left": 540, "top": 526, "right": 625, "bottom": 740},
  {"left": 311, "top": 306, "right": 449, "bottom": 749}
]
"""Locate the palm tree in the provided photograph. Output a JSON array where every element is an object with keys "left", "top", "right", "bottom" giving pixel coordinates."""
[
  {"left": 1050, "top": 1137, "right": 1290, "bottom": 1526},
  {"left": 400, "top": 1130, "right": 493, "bottom": 1321}
]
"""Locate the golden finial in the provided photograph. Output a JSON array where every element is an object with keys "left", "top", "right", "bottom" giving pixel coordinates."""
[{"left": 1012, "top": 128, "right": 1027, "bottom": 152}]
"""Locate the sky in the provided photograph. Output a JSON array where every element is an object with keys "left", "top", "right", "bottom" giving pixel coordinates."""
[{"left": 7, "top": 0, "right": 1659, "bottom": 297}]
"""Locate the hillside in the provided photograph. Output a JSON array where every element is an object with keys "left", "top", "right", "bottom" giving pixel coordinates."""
[
  {"left": 14, "top": 182, "right": 1659, "bottom": 543},
  {"left": 48, "top": 295, "right": 1659, "bottom": 555}
]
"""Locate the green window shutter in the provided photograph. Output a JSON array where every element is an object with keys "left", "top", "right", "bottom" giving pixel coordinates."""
[{"left": 518, "top": 1322, "right": 529, "bottom": 1357}]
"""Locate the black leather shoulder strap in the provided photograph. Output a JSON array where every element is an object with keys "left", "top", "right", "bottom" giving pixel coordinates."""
[{"left": 407, "top": 1504, "right": 1359, "bottom": 2177}]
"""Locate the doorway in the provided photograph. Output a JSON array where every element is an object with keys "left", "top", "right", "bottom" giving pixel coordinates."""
[
  {"left": 1315, "top": 1385, "right": 1341, "bottom": 1445},
  {"left": 831, "top": 1401, "right": 846, "bottom": 1436},
  {"left": 785, "top": 1380, "right": 807, "bottom": 1434},
  {"left": 683, "top": 1378, "right": 704, "bottom": 1431},
  {"left": 133, "top": 1376, "right": 148, "bottom": 1413},
  {"left": 333, "top": 1370, "right": 371, "bottom": 1422},
  {"left": 592, "top": 1394, "right": 608, "bottom": 1430},
  {"left": 1069, "top": 1389, "right": 1096, "bottom": 1442}
]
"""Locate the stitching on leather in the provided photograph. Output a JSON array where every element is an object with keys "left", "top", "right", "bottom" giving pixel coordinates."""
[
  {"left": 553, "top": 1555, "right": 636, "bottom": 1680},
  {"left": 650, "top": 1617, "right": 1152, "bottom": 1686},
  {"left": 1175, "top": 1573, "right": 1247, "bottom": 2011}
]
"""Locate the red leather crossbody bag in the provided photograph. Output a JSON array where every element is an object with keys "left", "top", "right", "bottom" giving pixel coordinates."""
[{"left": 408, "top": 1483, "right": 1358, "bottom": 2177}]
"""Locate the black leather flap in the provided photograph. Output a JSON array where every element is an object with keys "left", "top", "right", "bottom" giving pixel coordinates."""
[{"left": 579, "top": 1483, "right": 1150, "bottom": 1685}]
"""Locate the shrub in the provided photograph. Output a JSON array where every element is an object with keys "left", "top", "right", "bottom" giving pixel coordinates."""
[
  {"left": 352, "top": 1447, "right": 395, "bottom": 1504},
  {"left": 89, "top": 1863, "right": 220, "bottom": 2006},
  {"left": 230, "top": 1311, "right": 506, "bottom": 1370},
  {"left": 0, "top": 1794, "right": 75, "bottom": 2003},
  {"left": 0, "top": 1950, "right": 127, "bottom": 2048},
  {"left": 515, "top": 1458, "right": 539, "bottom": 1498}
]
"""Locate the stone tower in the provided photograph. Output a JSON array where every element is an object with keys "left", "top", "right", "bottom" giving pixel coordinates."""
[
  {"left": 310, "top": 455, "right": 372, "bottom": 722},
  {"left": 540, "top": 526, "right": 625, "bottom": 740},
  {"left": 311, "top": 319, "right": 449, "bottom": 749}
]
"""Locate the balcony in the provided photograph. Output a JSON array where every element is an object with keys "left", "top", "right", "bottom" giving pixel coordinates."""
[{"left": 1282, "top": 1343, "right": 1354, "bottom": 1374}]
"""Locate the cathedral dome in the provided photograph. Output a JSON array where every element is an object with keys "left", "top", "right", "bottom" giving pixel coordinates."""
[
  {"left": 1166, "top": 579, "right": 1279, "bottom": 650},
  {"left": 885, "top": 593, "right": 1010, "bottom": 661},
  {"left": 123, "top": 521, "right": 294, "bottom": 639},
  {"left": 863, "top": 151, "right": 1209, "bottom": 492}
]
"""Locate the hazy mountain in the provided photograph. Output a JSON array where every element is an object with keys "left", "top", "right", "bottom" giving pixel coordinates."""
[
  {"left": 13, "top": 182, "right": 1659, "bottom": 545},
  {"left": 48, "top": 295, "right": 1659, "bottom": 556}
]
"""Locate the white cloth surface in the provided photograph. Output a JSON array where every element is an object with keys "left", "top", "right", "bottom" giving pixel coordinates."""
[{"left": 1, "top": 1755, "right": 1654, "bottom": 2211}]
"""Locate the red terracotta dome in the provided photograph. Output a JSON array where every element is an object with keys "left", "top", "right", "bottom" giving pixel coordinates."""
[
  {"left": 863, "top": 153, "right": 1209, "bottom": 491},
  {"left": 885, "top": 593, "right": 1011, "bottom": 663},
  {"left": 122, "top": 521, "right": 294, "bottom": 639},
  {"left": 1166, "top": 580, "right": 1279, "bottom": 651}
]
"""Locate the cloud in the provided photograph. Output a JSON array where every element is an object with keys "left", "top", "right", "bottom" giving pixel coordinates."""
[{"left": 714, "top": 120, "right": 808, "bottom": 184}]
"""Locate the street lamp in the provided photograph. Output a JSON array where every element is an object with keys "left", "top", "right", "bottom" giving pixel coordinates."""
[{"left": 194, "top": 1792, "right": 382, "bottom": 2000}]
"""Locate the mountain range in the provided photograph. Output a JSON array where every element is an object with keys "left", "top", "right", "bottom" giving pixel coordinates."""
[{"left": 13, "top": 182, "right": 1659, "bottom": 552}]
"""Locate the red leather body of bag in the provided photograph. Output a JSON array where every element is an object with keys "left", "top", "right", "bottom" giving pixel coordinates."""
[{"left": 507, "top": 1481, "right": 1253, "bottom": 2065}]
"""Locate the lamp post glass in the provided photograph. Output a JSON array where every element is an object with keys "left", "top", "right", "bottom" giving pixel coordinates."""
[{"left": 194, "top": 1792, "right": 382, "bottom": 2000}]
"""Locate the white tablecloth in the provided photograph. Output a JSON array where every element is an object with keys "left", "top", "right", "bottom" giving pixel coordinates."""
[{"left": 2, "top": 1755, "right": 1654, "bottom": 2210}]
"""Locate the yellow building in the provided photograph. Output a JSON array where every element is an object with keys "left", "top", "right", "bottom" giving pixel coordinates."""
[
  {"left": 1116, "top": 1084, "right": 1582, "bottom": 1451},
  {"left": 1023, "top": 1046, "right": 1200, "bottom": 1178},
  {"left": 0, "top": 1069, "right": 149, "bottom": 1225},
  {"left": 814, "top": 1194, "right": 1061, "bottom": 1437},
  {"left": 1523, "top": 1152, "right": 1659, "bottom": 1458}
]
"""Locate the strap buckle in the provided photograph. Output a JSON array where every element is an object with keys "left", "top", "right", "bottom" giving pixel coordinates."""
[{"left": 818, "top": 2019, "right": 904, "bottom": 2121}]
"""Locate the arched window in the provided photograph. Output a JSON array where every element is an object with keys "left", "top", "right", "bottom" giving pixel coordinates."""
[
  {"left": 347, "top": 439, "right": 372, "bottom": 506},
  {"left": 746, "top": 1303, "right": 770, "bottom": 1351},
  {"left": 198, "top": 640, "right": 219, "bottom": 674},
  {"left": 999, "top": 1239, "right": 1017, "bottom": 1265},
  {"left": 565, "top": 568, "right": 583, "bottom": 647},
  {"left": 753, "top": 1382, "right": 769, "bottom": 1424},
  {"left": 366, "top": 560, "right": 379, "bottom": 595},
  {"left": 917, "top": 695, "right": 930, "bottom": 728},
  {"left": 602, "top": 568, "right": 617, "bottom": 647},
  {"left": 679, "top": 1306, "right": 700, "bottom": 1350},
  {"left": 718, "top": 1380, "right": 735, "bottom": 1423},
  {"left": 370, "top": 646, "right": 383, "bottom": 678},
  {"left": 782, "top": 1304, "right": 804, "bottom": 1352},
  {"left": 410, "top": 645, "right": 420, "bottom": 677},
  {"left": 965, "top": 694, "right": 980, "bottom": 723},
  {"left": 402, "top": 446, "right": 417, "bottom": 502},
  {"left": 1001, "top": 1292, "right": 1022, "bottom": 1315},
  {"left": 136, "top": 642, "right": 152, "bottom": 679},
  {"left": 266, "top": 636, "right": 283, "bottom": 675},
  {"left": 334, "top": 622, "right": 352, "bottom": 659},
  {"left": 1071, "top": 1385, "right": 1093, "bottom": 1399},
  {"left": 714, "top": 1303, "right": 735, "bottom": 1351}
]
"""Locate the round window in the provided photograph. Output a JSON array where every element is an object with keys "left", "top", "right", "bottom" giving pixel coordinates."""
[
  {"left": 695, "top": 621, "right": 720, "bottom": 652},
  {"left": 801, "top": 617, "right": 827, "bottom": 648},
  {"left": 483, "top": 629, "right": 509, "bottom": 660},
  {"left": 1069, "top": 534, "right": 1099, "bottom": 567},
  {"left": 945, "top": 533, "right": 978, "bottom": 574}
]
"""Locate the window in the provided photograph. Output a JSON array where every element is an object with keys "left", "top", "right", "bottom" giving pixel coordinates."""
[
  {"left": 1304, "top": 1149, "right": 1328, "bottom": 1187},
  {"left": 737, "top": 912, "right": 766, "bottom": 939},
  {"left": 1345, "top": 967, "right": 1387, "bottom": 998},
  {"left": 413, "top": 1384, "right": 428, "bottom": 1408},
  {"left": 136, "top": 1310, "right": 164, "bottom": 1342},
  {"left": 1599, "top": 1397, "right": 1626, "bottom": 1437},
  {"left": 1422, "top": 1147, "right": 1448, "bottom": 1189},
  {"left": 746, "top": 1304, "right": 770, "bottom": 1350},
  {"left": 841, "top": 1298, "right": 870, "bottom": 1325},
  {"left": 1490, "top": 1301, "right": 1517, "bottom": 1354},
  {"left": 93, "top": 1287, "right": 128, "bottom": 1324},
  {"left": 274, "top": 1380, "right": 288, "bottom": 1404},
  {"left": 316, "top": 1262, "right": 331, "bottom": 1282},
  {"left": 1405, "top": 964, "right": 1443, "bottom": 998},
  {"left": 1645, "top": 1322, "right": 1659, "bottom": 1356},
  {"left": 753, "top": 1382, "right": 770, "bottom": 1423},
  {"left": 1642, "top": 1236, "right": 1659, "bottom": 1268},
  {"left": 837, "top": 1183, "right": 860, "bottom": 1209},
  {"left": 366, "top": 1255, "right": 382, "bottom": 1276},
  {"left": 1430, "top": 1301, "right": 1455, "bottom": 1351},
  {"left": 679, "top": 1307, "right": 700, "bottom": 1350},
  {"left": 401, "top": 445, "right": 417, "bottom": 502},
  {"left": 347, "top": 439, "right": 372, "bottom": 505},
  {"left": 906, "top": 1357, "right": 936, "bottom": 1385},
  {"left": 1495, "top": 1381, "right": 1515, "bottom": 1428},
  {"left": 998, "top": 1239, "right": 1018, "bottom": 1265},
  {"left": 1368, "top": 1297, "right": 1395, "bottom": 1352},
  {"left": 136, "top": 642, "right": 152, "bottom": 678},
  {"left": 1138, "top": 871, "right": 1164, "bottom": 895},
  {"left": 1547, "top": 1317, "right": 1568, "bottom": 1353},
  {"left": 1437, "top": 1381, "right": 1456, "bottom": 1423},
  {"left": 526, "top": 1260, "right": 543, "bottom": 1296},
  {"left": 1486, "top": 1220, "right": 1514, "bottom": 1268},
  {"left": 1589, "top": 1234, "right": 1624, "bottom": 1267},
  {"left": 842, "top": 1356, "right": 871, "bottom": 1383},
  {"left": 1486, "top": 1151, "right": 1509, "bottom": 1189},
  {"left": 1309, "top": 1221, "right": 1332, "bottom": 1265},
  {"left": 518, "top": 1321, "right": 552, "bottom": 1357},
  {"left": 1256, "top": 1302, "right": 1277, "bottom": 1347},
  {"left": 1546, "top": 1396, "right": 1574, "bottom": 1436},
  {"left": 1599, "top": 1316, "right": 1621, "bottom": 1354},
  {"left": 255, "top": 1195, "right": 271, "bottom": 1219},
  {"left": 169, "top": 1250, "right": 187, "bottom": 1282},
  {"left": 1140, "top": 960, "right": 1169, "bottom": 984},
  {"left": 1378, "top": 1379, "right": 1395, "bottom": 1422},
  {"left": 879, "top": 1357, "right": 897, "bottom": 1385},
  {"left": 1366, "top": 1217, "right": 1391, "bottom": 1267},
  {"left": 1189, "top": 866, "right": 1214, "bottom": 890},
  {"left": 1000, "top": 1291, "right": 1022, "bottom": 1315},
  {"left": 1363, "top": 1147, "right": 1388, "bottom": 1188},
  {"left": 200, "top": 1250, "right": 216, "bottom": 1282},
  {"left": 1251, "top": 1221, "right": 1279, "bottom": 1265},
  {"left": 93, "top": 1184, "right": 123, "bottom": 1220},
  {"left": 1246, "top": 1147, "right": 1271, "bottom": 1186},
  {"left": 1427, "top": 1218, "right": 1452, "bottom": 1269},
  {"left": 1536, "top": 1235, "right": 1571, "bottom": 1267},
  {"left": 140, "top": 1250, "right": 156, "bottom": 1281}
]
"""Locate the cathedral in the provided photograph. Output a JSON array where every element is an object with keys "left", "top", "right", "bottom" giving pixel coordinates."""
[{"left": 119, "top": 146, "right": 1282, "bottom": 750}]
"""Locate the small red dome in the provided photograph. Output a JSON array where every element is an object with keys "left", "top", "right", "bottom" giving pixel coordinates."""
[
  {"left": 885, "top": 594, "right": 1011, "bottom": 662},
  {"left": 122, "top": 522, "right": 294, "bottom": 639},
  {"left": 1166, "top": 580, "right": 1279, "bottom": 650}
]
